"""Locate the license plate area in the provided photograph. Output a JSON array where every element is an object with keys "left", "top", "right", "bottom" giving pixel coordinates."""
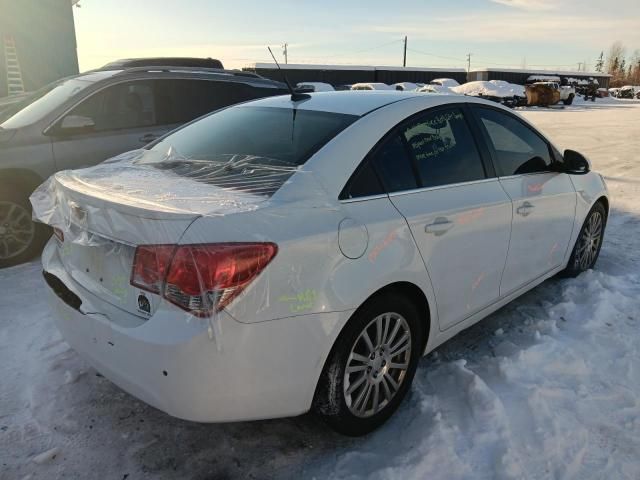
[{"left": 58, "top": 236, "right": 138, "bottom": 313}]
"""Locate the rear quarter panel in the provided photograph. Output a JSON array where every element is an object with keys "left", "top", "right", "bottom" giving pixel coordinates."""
[{"left": 180, "top": 196, "right": 437, "bottom": 330}]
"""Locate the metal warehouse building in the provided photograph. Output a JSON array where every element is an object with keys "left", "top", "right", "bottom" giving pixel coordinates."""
[
  {"left": 468, "top": 68, "right": 612, "bottom": 89},
  {"left": 0, "top": 0, "right": 79, "bottom": 97},
  {"left": 248, "top": 63, "right": 468, "bottom": 88}
]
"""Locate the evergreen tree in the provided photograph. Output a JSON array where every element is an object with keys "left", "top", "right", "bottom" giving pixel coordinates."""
[
  {"left": 595, "top": 51, "right": 604, "bottom": 72},
  {"left": 611, "top": 56, "right": 619, "bottom": 74}
]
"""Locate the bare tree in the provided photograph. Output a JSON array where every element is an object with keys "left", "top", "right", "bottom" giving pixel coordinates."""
[
  {"left": 606, "top": 41, "right": 626, "bottom": 74},
  {"left": 630, "top": 49, "right": 640, "bottom": 84}
]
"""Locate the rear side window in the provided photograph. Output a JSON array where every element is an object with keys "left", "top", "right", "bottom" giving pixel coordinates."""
[
  {"left": 344, "top": 162, "right": 385, "bottom": 199},
  {"left": 154, "top": 79, "right": 283, "bottom": 125},
  {"left": 474, "top": 107, "right": 552, "bottom": 176},
  {"left": 401, "top": 107, "right": 486, "bottom": 188},
  {"left": 371, "top": 135, "right": 418, "bottom": 193}
]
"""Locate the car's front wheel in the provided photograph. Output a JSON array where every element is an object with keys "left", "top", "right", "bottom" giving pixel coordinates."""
[
  {"left": 561, "top": 202, "right": 606, "bottom": 277},
  {"left": 313, "top": 291, "right": 423, "bottom": 436}
]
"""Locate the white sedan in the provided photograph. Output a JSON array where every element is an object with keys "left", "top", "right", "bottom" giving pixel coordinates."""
[{"left": 36, "top": 91, "right": 608, "bottom": 436}]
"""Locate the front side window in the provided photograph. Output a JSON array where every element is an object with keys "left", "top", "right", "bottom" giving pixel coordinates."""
[
  {"left": 0, "top": 78, "right": 94, "bottom": 129},
  {"left": 65, "top": 80, "right": 156, "bottom": 132},
  {"left": 474, "top": 107, "right": 552, "bottom": 176},
  {"left": 401, "top": 107, "right": 486, "bottom": 187}
]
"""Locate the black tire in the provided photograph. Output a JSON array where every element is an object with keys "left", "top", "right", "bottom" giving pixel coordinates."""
[
  {"left": 560, "top": 202, "right": 606, "bottom": 277},
  {"left": 563, "top": 94, "right": 574, "bottom": 106},
  {"left": 313, "top": 291, "right": 424, "bottom": 436},
  {"left": 0, "top": 184, "right": 51, "bottom": 268}
]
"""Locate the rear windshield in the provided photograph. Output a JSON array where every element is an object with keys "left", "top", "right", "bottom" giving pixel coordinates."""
[{"left": 147, "top": 105, "right": 357, "bottom": 195}]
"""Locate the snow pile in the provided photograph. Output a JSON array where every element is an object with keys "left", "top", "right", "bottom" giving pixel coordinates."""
[
  {"left": 528, "top": 74, "right": 561, "bottom": 82},
  {"left": 566, "top": 77, "right": 598, "bottom": 86},
  {"left": 351, "top": 82, "right": 394, "bottom": 91},
  {"left": 430, "top": 78, "right": 460, "bottom": 88},
  {"left": 296, "top": 82, "right": 335, "bottom": 92},
  {"left": 417, "top": 84, "right": 460, "bottom": 95},
  {"left": 1, "top": 102, "right": 640, "bottom": 479},
  {"left": 452, "top": 80, "right": 526, "bottom": 98},
  {"left": 392, "top": 82, "right": 420, "bottom": 91}
]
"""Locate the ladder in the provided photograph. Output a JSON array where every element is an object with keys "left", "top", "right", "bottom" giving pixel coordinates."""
[{"left": 3, "top": 34, "right": 25, "bottom": 96}]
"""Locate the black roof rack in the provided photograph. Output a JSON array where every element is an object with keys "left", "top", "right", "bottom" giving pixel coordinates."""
[
  {"left": 109, "top": 66, "right": 262, "bottom": 79},
  {"left": 101, "top": 57, "right": 224, "bottom": 70}
]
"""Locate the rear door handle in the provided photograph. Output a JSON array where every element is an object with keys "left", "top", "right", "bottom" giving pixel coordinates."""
[
  {"left": 516, "top": 201, "right": 535, "bottom": 217},
  {"left": 139, "top": 133, "right": 160, "bottom": 143},
  {"left": 425, "top": 217, "right": 454, "bottom": 236}
]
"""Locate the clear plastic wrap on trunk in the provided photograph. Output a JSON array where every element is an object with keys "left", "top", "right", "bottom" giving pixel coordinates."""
[{"left": 32, "top": 145, "right": 338, "bottom": 349}]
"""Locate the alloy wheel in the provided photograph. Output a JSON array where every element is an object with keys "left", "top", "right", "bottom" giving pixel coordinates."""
[
  {"left": 343, "top": 312, "right": 412, "bottom": 418},
  {"left": 575, "top": 210, "right": 603, "bottom": 270},
  {"left": 0, "top": 201, "right": 35, "bottom": 260}
]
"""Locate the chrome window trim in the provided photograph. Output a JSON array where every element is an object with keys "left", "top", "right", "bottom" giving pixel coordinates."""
[
  {"left": 497, "top": 171, "right": 558, "bottom": 180},
  {"left": 387, "top": 177, "right": 498, "bottom": 198},
  {"left": 339, "top": 193, "right": 389, "bottom": 204}
]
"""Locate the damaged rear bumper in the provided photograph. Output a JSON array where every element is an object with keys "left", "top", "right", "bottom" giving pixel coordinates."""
[{"left": 42, "top": 239, "right": 351, "bottom": 422}]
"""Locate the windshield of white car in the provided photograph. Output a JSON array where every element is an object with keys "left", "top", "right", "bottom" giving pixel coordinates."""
[
  {"left": 147, "top": 106, "right": 357, "bottom": 194},
  {"left": 0, "top": 73, "right": 113, "bottom": 129}
]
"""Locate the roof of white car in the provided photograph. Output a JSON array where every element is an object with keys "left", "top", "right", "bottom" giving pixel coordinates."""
[{"left": 242, "top": 91, "right": 447, "bottom": 116}]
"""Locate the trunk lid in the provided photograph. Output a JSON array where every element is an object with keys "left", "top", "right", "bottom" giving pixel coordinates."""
[{"left": 33, "top": 153, "right": 270, "bottom": 319}]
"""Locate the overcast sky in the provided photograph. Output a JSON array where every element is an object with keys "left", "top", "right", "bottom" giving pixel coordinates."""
[{"left": 73, "top": 0, "right": 640, "bottom": 72}]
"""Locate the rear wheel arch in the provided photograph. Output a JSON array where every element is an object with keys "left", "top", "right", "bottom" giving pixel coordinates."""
[
  {"left": 371, "top": 282, "right": 431, "bottom": 353},
  {"left": 324, "top": 281, "right": 432, "bottom": 374},
  {"left": 312, "top": 281, "right": 431, "bottom": 434},
  {"left": 0, "top": 168, "right": 49, "bottom": 268},
  {"left": 0, "top": 168, "right": 45, "bottom": 196}
]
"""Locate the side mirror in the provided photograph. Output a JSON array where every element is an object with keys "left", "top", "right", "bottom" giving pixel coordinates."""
[
  {"left": 59, "top": 114, "right": 96, "bottom": 134},
  {"left": 563, "top": 149, "right": 590, "bottom": 174}
]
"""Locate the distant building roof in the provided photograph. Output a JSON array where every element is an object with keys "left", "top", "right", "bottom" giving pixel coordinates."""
[
  {"left": 471, "top": 67, "right": 611, "bottom": 77},
  {"left": 253, "top": 63, "right": 465, "bottom": 72}
]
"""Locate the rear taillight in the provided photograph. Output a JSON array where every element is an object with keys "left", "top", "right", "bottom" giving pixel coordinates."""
[
  {"left": 130, "top": 243, "right": 278, "bottom": 316},
  {"left": 130, "top": 245, "right": 176, "bottom": 294}
]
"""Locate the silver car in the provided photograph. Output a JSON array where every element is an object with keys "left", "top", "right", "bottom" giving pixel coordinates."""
[{"left": 0, "top": 66, "right": 286, "bottom": 267}]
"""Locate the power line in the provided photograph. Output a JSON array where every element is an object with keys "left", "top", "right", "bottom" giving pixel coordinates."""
[
  {"left": 405, "top": 47, "right": 465, "bottom": 63},
  {"left": 300, "top": 39, "right": 404, "bottom": 60}
]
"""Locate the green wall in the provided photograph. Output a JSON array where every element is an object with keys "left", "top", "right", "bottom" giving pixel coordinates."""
[{"left": 0, "top": 0, "right": 79, "bottom": 97}]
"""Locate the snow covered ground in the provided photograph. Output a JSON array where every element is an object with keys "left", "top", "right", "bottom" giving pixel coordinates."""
[{"left": 1, "top": 99, "right": 640, "bottom": 480}]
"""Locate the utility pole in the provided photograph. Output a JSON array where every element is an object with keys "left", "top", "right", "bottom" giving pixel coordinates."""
[
  {"left": 466, "top": 53, "right": 472, "bottom": 73},
  {"left": 282, "top": 43, "right": 288, "bottom": 64},
  {"left": 403, "top": 36, "right": 407, "bottom": 67}
]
